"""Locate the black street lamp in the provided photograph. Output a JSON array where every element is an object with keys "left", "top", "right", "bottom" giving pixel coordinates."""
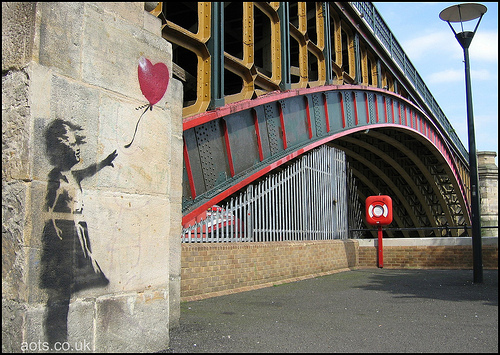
[{"left": 439, "top": 3, "right": 487, "bottom": 283}]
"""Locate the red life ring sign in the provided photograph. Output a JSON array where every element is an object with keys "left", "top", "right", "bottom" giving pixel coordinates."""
[{"left": 366, "top": 195, "right": 393, "bottom": 226}]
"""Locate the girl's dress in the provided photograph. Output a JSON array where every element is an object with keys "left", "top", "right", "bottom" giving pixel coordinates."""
[{"left": 40, "top": 169, "right": 109, "bottom": 293}]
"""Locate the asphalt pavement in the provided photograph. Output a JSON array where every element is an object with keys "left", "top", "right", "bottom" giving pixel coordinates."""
[{"left": 161, "top": 269, "right": 498, "bottom": 353}]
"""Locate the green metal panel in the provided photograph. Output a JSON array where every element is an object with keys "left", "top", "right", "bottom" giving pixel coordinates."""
[
  {"left": 278, "top": 2, "right": 291, "bottom": 91},
  {"left": 209, "top": 2, "right": 224, "bottom": 109},
  {"left": 322, "top": 2, "right": 334, "bottom": 85}
]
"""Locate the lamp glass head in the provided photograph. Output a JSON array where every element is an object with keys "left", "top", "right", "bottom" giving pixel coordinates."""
[{"left": 439, "top": 3, "right": 487, "bottom": 23}]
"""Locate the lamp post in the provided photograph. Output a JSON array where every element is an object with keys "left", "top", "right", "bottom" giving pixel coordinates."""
[{"left": 439, "top": 3, "right": 487, "bottom": 284}]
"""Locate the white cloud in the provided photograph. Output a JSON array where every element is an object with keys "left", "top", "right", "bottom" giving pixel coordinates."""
[
  {"left": 470, "top": 31, "right": 498, "bottom": 62},
  {"left": 427, "top": 69, "right": 463, "bottom": 83},
  {"left": 402, "top": 32, "right": 463, "bottom": 61},
  {"left": 471, "top": 69, "right": 493, "bottom": 80},
  {"left": 426, "top": 68, "right": 491, "bottom": 83},
  {"left": 402, "top": 30, "right": 498, "bottom": 64}
]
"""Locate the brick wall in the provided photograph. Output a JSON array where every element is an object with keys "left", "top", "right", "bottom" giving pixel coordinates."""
[
  {"left": 181, "top": 237, "right": 497, "bottom": 301},
  {"left": 181, "top": 240, "right": 358, "bottom": 301},
  {"left": 358, "top": 245, "right": 498, "bottom": 268},
  {"left": 358, "top": 237, "right": 498, "bottom": 269}
]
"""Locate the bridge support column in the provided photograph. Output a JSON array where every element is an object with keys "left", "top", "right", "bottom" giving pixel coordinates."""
[
  {"left": 478, "top": 152, "right": 498, "bottom": 237},
  {"left": 2, "top": 2, "right": 183, "bottom": 352}
]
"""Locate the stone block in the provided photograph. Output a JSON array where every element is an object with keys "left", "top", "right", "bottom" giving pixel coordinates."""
[
  {"left": 166, "top": 79, "right": 184, "bottom": 201},
  {"left": 166, "top": 78, "right": 184, "bottom": 135},
  {"left": 169, "top": 275, "right": 181, "bottom": 328},
  {"left": 79, "top": 190, "right": 170, "bottom": 294},
  {"left": 2, "top": 180, "right": 29, "bottom": 302},
  {"left": 31, "top": 117, "right": 52, "bottom": 183},
  {"left": 98, "top": 94, "right": 172, "bottom": 195},
  {"left": 478, "top": 151, "right": 498, "bottom": 236},
  {"left": 1, "top": 2, "right": 37, "bottom": 71},
  {"left": 29, "top": 63, "right": 52, "bottom": 120},
  {"left": 25, "top": 245, "right": 45, "bottom": 305},
  {"left": 23, "top": 304, "right": 45, "bottom": 350},
  {"left": 98, "top": 2, "right": 144, "bottom": 28},
  {"left": 32, "top": 82, "right": 175, "bottom": 194},
  {"left": 2, "top": 68, "right": 32, "bottom": 181},
  {"left": 36, "top": 3, "right": 86, "bottom": 79},
  {"left": 81, "top": 3, "right": 172, "bottom": 104},
  {"left": 95, "top": 291, "right": 169, "bottom": 352},
  {"left": 2, "top": 299, "right": 27, "bottom": 353},
  {"left": 50, "top": 74, "right": 100, "bottom": 129},
  {"left": 67, "top": 298, "right": 95, "bottom": 351},
  {"left": 143, "top": 10, "right": 162, "bottom": 37}
]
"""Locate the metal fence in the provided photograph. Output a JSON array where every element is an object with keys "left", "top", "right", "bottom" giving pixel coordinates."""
[
  {"left": 346, "top": 165, "right": 364, "bottom": 239},
  {"left": 182, "top": 145, "right": 349, "bottom": 242}
]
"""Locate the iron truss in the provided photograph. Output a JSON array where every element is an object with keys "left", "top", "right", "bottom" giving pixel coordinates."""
[
  {"left": 181, "top": 86, "right": 470, "bottom": 236},
  {"left": 147, "top": 3, "right": 472, "bottom": 236},
  {"left": 333, "top": 128, "right": 468, "bottom": 238}
]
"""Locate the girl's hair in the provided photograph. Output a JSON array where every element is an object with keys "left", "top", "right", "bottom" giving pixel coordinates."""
[{"left": 44, "top": 119, "right": 86, "bottom": 166}]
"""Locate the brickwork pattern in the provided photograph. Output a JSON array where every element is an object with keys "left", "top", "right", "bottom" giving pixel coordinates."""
[
  {"left": 358, "top": 245, "right": 498, "bottom": 269},
  {"left": 181, "top": 240, "right": 358, "bottom": 300},
  {"left": 182, "top": 241, "right": 497, "bottom": 301}
]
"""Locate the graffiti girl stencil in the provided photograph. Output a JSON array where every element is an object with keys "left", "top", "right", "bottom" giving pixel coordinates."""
[{"left": 40, "top": 119, "right": 117, "bottom": 345}]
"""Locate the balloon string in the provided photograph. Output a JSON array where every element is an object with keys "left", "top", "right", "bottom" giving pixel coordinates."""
[
  {"left": 124, "top": 104, "right": 151, "bottom": 148},
  {"left": 135, "top": 104, "right": 149, "bottom": 110}
]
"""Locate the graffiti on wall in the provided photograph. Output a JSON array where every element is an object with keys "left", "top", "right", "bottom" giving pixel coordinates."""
[
  {"left": 39, "top": 56, "right": 169, "bottom": 345},
  {"left": 124, "top": 57, "right": 170, "bottom": 148},
  {"left": 40, "top": 119, "right": 117, "bottom": 345}
]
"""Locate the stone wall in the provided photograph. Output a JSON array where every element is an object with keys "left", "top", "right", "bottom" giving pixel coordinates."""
[
  {"left": 2, "top": 3, "right": 183, "bottom": 352},
  {"left": 478, "top": 151, "right": 498, "bottom": 237}
]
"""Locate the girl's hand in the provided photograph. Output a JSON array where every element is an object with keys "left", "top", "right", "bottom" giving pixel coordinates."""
[{"left": 103, "top": 150, "right": 118, "bottom": 167}]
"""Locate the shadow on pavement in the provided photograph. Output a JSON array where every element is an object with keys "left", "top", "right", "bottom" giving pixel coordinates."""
[{"left": 357, "top": 269, "right": 498, "bottom": 307}]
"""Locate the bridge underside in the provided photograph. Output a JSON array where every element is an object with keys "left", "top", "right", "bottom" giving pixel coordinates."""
[
  {"left": 182, "top": 86, "right": 470, "bottom": 237},
  {"left": 333, "top": 128, "right": 467, "bottom": 237}
]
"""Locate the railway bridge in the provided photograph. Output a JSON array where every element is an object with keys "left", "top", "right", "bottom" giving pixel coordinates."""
[
  {"left": 3, "top": 2, "right": 496, "bottom": 352},
  {"left": 150, "top": 2, "right": 472, "bottom": 238}
]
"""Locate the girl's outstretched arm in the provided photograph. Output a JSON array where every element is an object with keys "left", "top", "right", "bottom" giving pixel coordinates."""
[{"left": 73, "top": 150, "right": 118, "bottom": 185}]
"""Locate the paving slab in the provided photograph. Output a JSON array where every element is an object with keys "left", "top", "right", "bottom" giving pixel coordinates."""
[{"left": 161, "top": 269, "right": 498, "bottom": 353}]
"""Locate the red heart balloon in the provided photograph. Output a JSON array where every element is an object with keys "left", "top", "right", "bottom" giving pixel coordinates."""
[{"left": 137, "top": 57, "right": 169, "bottom": 106}]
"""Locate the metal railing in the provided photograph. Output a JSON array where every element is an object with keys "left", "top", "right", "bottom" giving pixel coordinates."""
[
  {"left": 349, "top": 225, "right": 499, "bottom": 239},
  {"left": 350, "top": 2, "right": 469, "bottom": 160},
  {"left": 182, "top": 145, "right": 349, "bottom": 242}
]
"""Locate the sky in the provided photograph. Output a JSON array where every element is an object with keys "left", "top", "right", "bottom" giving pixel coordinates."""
[{"left": 372, "top": 2, "right": 498, "bottom": 164}]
